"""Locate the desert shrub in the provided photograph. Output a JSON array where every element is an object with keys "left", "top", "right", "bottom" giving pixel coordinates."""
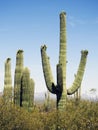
[{"left": 0, "top": 97, "right": 98, "bottom": 130}]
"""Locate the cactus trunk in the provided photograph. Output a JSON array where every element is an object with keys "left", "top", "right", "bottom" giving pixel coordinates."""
[
  {"left": 57, "top": 12, "right": 67, "bottom": 110},
  {"left": 20, "top": 68, "right": 35, "bottom": 111},
  {"left": 3, "top": 58, "right": 12, "bottom": 102},
  {"left": 41, "top": 11, "right": 88, "bottom": 111},
  {"left": 21, "top": 67, "right": 30, "bottom": 108},
  {"left": 14, "top": 50, "right": 24, "bottom": 106},
  {"left": 29, "top": 78, "right": 35, "bottom": 109}
]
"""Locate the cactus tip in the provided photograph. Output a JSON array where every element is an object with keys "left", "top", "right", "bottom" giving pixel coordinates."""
[
  {"left": 81, "top": 50, "right": 88, "bottom": 55},
  {"left": 41, "top": 44, "right": 47, "bottom": 51},
  {"left": 17, "top": 49, "right": 24, "bottom": 54},
  {"left": 7, "top": 58, "right": 11, "bottom": 62},
  {"left": 60, "top": 11, "right": 66, "bottom": 16}
]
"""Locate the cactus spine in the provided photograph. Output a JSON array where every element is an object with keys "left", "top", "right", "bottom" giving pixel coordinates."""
[
  {"left": 41, "top": 12, "right": 88, "bottom": 110},
  {"left": 14, "top": 50, "right": 24, "bottom": 106},
  {"left": 3, "top": 58, "right": 12, "bottom": 102}
]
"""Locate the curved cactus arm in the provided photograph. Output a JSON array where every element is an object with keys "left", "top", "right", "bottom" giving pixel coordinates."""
[
  {"left": 41, "top": 45, "right": 57, "bottom": 94},
  {"left": 67, "top": 50, "right": 88, "bottom": 95}
]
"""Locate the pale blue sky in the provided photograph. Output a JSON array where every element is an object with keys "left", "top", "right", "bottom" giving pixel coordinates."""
[{"left": 0, "top": 0, "right": 98, "bottom": 97}]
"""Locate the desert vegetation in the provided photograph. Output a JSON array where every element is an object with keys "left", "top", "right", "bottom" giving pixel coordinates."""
[{"left": 0, "top": 97, "right": 98, "bottom": 130}]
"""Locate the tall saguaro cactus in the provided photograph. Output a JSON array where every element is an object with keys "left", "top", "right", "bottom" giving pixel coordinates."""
[
  {"left": 41, "top": 12, "right": 88, "bottom": 110},
  {"left": 3, "top": 58, "right": 12, "bottom": 102},
  {"left": 14, "top": 50, "right": 24, "bottom": 106}
]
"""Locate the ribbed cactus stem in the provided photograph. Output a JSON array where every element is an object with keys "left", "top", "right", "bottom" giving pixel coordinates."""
[
  {"left": 14, "top": 50, "right": 24, "bottom": 106},
  {"left": 3, "top": 58, "right": 12, "bottom": 102},
  {"left": 57, "top": 12, "right": 67, "bottom": 110},
  {"left": 58, "top": 12, "right": 67, "bottom": 91},
  {"left": 74, "top": 74, "right": 81, "bottom": 101},
  {"left": 59, "top": 12, "right": 66, "bottom": 65},
  {"left": 21, "top": 67, "right": 30, "bottom": 108},
  {"left": 20, "top": 68, "right": 34, "bottom": 111},
  {"left": 29, "top": 78, "right": 35, "bottom": 108}
]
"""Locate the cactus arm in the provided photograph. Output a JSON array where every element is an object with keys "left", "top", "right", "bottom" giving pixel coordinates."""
[
  {"left": 67, "top": 50, "right": 88, "bottom": 95},
  {"left": 41, "top": 45, "right": 57, "bottom": 94}
]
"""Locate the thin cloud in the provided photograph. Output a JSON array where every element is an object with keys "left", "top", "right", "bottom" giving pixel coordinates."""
[
  {"left": 68, "top": 15, "right": 98, "bottom": 27},
  {"left": 68, "top": 15, "right": 87, "bottom": 27}
]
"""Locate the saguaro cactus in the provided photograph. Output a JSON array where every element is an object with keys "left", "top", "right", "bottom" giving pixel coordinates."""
[
  {"left": 3, "top": 58, "right": 12, "bottom": 102},
  {"left": 74, "top": 87, "right": 81, "bottom": 101},
  {"left": 20, "top": 67, "right": 30, "bottom": 108},
  {"left": 74, "top": 74, "right": 81, "bottom": 102},
  {"left": 14, "top": 50, "right": 24, "bottom": 106},
  {"left": 41, "top": 12, "right": 88, "bottom": 110},
  {"left": 20, "top": 68, "right": 35, "bottom": 110},
  {"left": 29, "top": 78, "right": 35, "bottom": 108},
  {"left": 44, "top": 90, "right": 50, "bottom": 111}
]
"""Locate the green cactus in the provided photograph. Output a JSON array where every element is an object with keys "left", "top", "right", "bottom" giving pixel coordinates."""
[
  {"left": 20, "top": 67, "right": 30, "bottom": 108},
  {"left": 29, "top": 78, "right": 35, "bottom": 108},
  {"left": 20, "top": 68, "right": 35, "bottom": 111},
  {"left": 74, "top": 87, "right": 81, "bottom": 101},
  {"left": 73, "top": 74, "right": 81, "bottom": 103},
  {"left": 41, "top": 12, "right": 88, "bottom": 110},
  {"left": 3, "top": 58, "right": 12, "bottom": 102},
  {"left": 44, "top": 90, "right": 50, "bottom": 111},
  {"left": 14, "top": 50, "right": 24, "bottom": 106}
]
